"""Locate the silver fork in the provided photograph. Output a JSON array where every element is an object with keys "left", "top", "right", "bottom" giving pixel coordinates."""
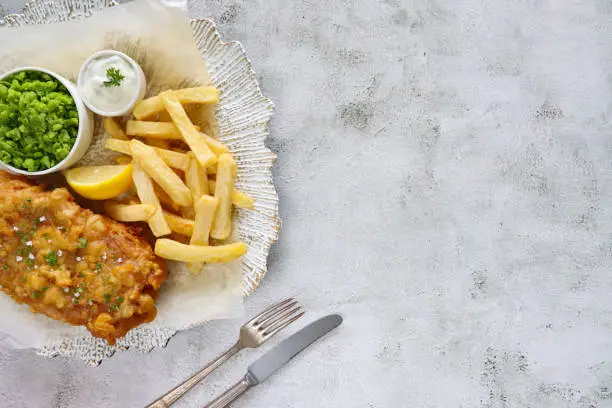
[{"left": 146, "top": 298, "right": 304, "bottom": 408}]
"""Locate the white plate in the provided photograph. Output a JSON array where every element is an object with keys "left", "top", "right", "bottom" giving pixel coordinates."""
[{"left": 1, "top": 0, "right": 279, "bottom": 363}]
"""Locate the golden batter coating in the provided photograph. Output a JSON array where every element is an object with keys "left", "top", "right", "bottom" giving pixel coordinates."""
[{"left": 0, "top": 171, "right": 167, "bottom": 344}]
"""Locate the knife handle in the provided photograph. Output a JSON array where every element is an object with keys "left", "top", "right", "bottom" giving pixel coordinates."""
[{"left": 203, "top": 375, "right": 252, "bottom": 408}]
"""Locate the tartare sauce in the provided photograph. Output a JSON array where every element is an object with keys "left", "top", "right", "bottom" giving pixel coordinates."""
[{"left": 80, "top": 54, "right": 138, "bottom": 113}]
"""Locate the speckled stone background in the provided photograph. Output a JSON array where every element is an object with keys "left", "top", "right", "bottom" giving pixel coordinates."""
[{"left": 2, "top": 0, "right": 612, "bottom": 407}]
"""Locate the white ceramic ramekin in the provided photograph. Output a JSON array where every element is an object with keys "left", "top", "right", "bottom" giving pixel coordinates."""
[
  {"left": 77, "top": 50, "right": 146, "bottom": 117},
  {"left": 0, "top": 66, "right": 94, "bottom": 176}
]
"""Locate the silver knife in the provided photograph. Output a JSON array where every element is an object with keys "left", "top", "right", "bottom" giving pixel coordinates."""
[{"left": 203, "top": 314, "right": 343, "bottom": 408}]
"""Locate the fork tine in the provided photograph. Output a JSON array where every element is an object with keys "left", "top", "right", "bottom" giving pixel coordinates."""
[
  {"left": 252, "top": 300, "right": 297, "bottom": 326},
  {"left": 258, "top": 304, "right": 302, "bottom": 330},
  {"left": 263, "top": 310, "right": 305, "bottom": 337},
  {"left": 245, "top": 298, "right": 294, "bottom": 325},
  {"left": 256, "top": 300, "right": 298, "bottom": 327}
]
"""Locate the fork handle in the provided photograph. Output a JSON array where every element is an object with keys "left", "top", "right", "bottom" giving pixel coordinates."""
[
  {"left": 146, "top": 343, "right": 242, "bottom": 408},
  {"left": 203, "top": 375, "right": 253, "bottom": 408}
]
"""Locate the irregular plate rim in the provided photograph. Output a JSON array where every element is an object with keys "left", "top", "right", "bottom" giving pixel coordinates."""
[{"left": 190, "top": 17, "right": 279, "bottom": 296}]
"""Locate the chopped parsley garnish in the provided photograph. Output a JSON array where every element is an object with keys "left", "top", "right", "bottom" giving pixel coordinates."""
[
  {"left": 78, "top": 238, "right": 87, "bottom": 248},
  {"left": 103, "top": 293, "right": 111, "bottom": 303},
  {"left": 2, "top": 264, "right": 7, "bottom": 270},
  {"left": 96, "top": 262, "right": 103, "bottom": 271},
  {"left": 44, "top": 251, "right": 58, "bottom": 266},
  {"left": 103, "top": 67, "right": 125, "bottom": 87},
  {"left": 116, "top": 296, "right": 123, "bottom": 304},
  {"left": 78, "top": 272, "right": 85, "bottom": 278}
]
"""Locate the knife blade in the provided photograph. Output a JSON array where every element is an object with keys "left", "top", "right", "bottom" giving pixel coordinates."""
[
  {"left": 204, "top": 314, "right": 343, "bottom": 408},
  {"left": 248, "top": 313, "right": 343, "bottom": 384}
]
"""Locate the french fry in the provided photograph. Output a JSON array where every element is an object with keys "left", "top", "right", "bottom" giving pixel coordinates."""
[
  {"left": 162, "top": 96, "right": 217, "bottom": 168},
  {"left": 145, "top": 138, "right": 172, "bottom": 149},
  {"left": 133, "top": 87, "right": 220, "bottom": 120},
  {"left": 129, "top": 139, "right": 192, "bottom": 207},
  {"left": 153, "top": 89, "right": 175, "bottom": 122},
  {"left": 200, "top": 132, "right": 229, "bottom": 157},
  {"left": 208, "top": 180, "right": 255, "bottom": 209},
  {"left": 105, "top": 139, "right": 190, "bottom": 172},
  {"left": 153, "top": 183, "right": 180, "bottom": 212},
  {"left": 155, "top": 239, "right": 247, "bottom": 263},
  {"left": 126, "top": 121, "right": 183, "bottom": 140},
  {"left": 104, "top": 201, "right": 156, "bottom": 222},
  {"left": 132, "top": 163, "right": 171, "bottom": 237},
  {"left": 180, "top": 158, "right": 197, "bottom": 219},
  {"left": 154, "top": 149, "right": 190, "bottom": 172},
  {"left": 211, "top": 154, "right": 236, "bottom": 240},
  {"left": 180, "top": 155, "right": 196, "bottom": 225},
  {"left": 231, "top": 189, "right": 255, "bottom": 209},
  {"left": 185, "top": 192, "right": 216, "bottom": 273},
  {"left": 105, "top": 138, "right": 131, "bottom": 155},
  {"left": 126, "top": 121, "right": 201, "bottom": 139},
  {"left": 191, "top": 195, "right": 218, "bottom": 245},
  {"left": 163, "top": 211, "right": 195, "bottom": 236},
  {"left": 104, "top": 117, "right": 128, "bottom": 140},
  {"left": 186, "top": 155, "right": 209, "bottom": 199},
  {"left": 170, "top": 87, "right": 219, "bottom": 104}
]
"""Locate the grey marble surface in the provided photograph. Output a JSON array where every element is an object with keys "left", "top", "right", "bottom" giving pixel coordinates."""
[{"left": 2, "top": 0, "right": 612, "bottom": 407}]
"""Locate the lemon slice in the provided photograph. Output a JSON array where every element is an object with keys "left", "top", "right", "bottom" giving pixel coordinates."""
[{"left": 64, "top": 164, "right": 133, "bottom": 200}]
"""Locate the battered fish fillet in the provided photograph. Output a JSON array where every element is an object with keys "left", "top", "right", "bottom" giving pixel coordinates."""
[{"left": 0, "top": 171, "right": 167, "bottom": 345}]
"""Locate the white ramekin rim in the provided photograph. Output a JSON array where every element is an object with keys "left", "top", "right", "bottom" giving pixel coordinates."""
[{"left": 76, "top": 49, "right": 146, "bottom": 117}]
